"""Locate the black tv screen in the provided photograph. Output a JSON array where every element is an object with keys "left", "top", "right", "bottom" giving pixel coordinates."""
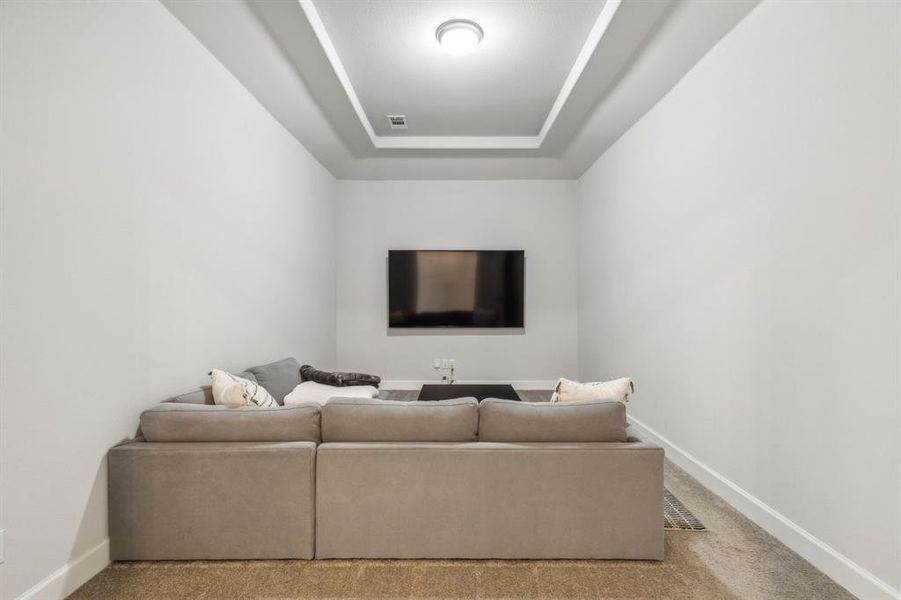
[{"left": 388, "top": 250, "right": 524, "bottom": 328}]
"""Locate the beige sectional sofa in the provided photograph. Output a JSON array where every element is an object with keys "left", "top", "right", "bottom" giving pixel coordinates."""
[{"left": 109, "top": 362, "right": 664, "bottom": 561}]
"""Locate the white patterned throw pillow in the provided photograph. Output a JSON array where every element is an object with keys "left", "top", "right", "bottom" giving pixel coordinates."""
[
  {"left": 210, "top": 369, "right": 278, "bottom": 408},
  {"left": 550, "top": 377, "right": 634, "bottom": 404}
]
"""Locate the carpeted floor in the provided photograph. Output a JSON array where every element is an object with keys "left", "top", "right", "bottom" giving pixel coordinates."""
[{"left": 69, "top": 460, "right": 854, "bottom": 599}]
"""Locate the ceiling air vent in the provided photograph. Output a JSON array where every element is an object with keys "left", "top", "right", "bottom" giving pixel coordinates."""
[{"left": 387, "top": 115, "right": 407, "bottom": 130}]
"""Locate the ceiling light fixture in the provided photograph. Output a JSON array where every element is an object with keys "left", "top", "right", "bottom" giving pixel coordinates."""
[{"left": 435, "top": 19, "right": 483, "bottom": 56}]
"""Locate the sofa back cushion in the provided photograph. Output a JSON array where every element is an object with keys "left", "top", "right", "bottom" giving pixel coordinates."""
[
  {"left": 246, "top": 357, "right": 302, "bottom": 404},
  {"left": 321, "top": 397, "right": 479, "bottom": 442},
  {"left": 478, "top": 398, "right": 627, "bottom": 442},
  {"left": 140, "top": 402, "right": 321, "bottom": 442}
]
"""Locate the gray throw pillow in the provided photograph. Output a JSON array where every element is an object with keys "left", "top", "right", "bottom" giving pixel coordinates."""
[{"left": 246, "top": 357, "right": 302, "bottom": 404}]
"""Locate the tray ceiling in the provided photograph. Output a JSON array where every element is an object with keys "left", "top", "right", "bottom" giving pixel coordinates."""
[
  {"left": 312, "top": 0, "right": 608, "bottom": 139},
  {"left": 162, "top": 0, "right": 760, "bottom": 178}
]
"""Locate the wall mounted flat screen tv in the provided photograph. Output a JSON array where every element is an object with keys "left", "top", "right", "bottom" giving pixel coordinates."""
[{"left": 388, "top": 250, "right": 524, "bottom": 328}]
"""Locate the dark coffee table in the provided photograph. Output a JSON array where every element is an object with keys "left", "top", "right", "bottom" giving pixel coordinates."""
[{"left": 418, "top": 384, "right": 520, "bottom": 402}]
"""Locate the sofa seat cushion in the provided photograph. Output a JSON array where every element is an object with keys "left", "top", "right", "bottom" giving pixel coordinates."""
[
  {"left": 246, "top": 357, "right": 303, "bottom": 404},
  {"left": 321, "top": 397, "right": 479, "bottom": 442},
  {"left": 140, "top": 402, "right": 321, "bottom": 442},
  {"left": 478, "top": 398, "right": 627, "bottom": 443}
]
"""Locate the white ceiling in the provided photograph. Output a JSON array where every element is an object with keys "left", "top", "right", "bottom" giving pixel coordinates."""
[
  {"left": 313, "top": 0, "right": 607, "bottom": 137},
  {"left": 162, "top": 0, "right": 760, "bottom": 179}
]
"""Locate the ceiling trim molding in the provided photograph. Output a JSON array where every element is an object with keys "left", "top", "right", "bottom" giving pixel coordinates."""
[
  {"left": 374, "top": 136, "right": 540, "bottom": 150},
  {"left": 299, "top": 0, "right": 621, "bottom": 151},
  {"left": 299, "top": 0, "right": 376, "bottom": 142},
  {"left": 535, "top": 0, "right": 622, "bottom": 144}
]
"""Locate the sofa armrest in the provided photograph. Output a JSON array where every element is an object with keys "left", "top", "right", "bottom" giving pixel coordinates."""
[{"left": 109, "top": 441, "right": 316, "bottom": 560}]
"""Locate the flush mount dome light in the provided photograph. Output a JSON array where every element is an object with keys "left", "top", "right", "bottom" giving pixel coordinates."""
[{"left": 436, "top": 19, "right": 484, "bottom": 56}]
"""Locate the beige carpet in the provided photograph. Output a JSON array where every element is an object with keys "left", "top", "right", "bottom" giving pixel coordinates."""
[{"left": 69, "top": 460, "right": 854, "bottom": 599}]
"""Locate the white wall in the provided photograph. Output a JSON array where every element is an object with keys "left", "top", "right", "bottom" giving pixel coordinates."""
[
  {"left": 0, "top": 2, "right": 336, "bottom": 598},
  {"left": 577, "top": 0, "right": 900, "bottom": 597},
  {"left": 336, "top": 180, "right": 578, "bottom": 385}
]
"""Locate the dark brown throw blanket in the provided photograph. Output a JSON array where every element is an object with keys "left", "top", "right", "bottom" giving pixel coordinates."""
[{"left": 300, "top": 365, "right": 381, "bottom": 388}]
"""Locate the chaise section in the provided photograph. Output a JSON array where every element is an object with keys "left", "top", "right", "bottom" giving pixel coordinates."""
[
  {"left": 109, "top": 396, "right": 322, "bottom": 561},
  {"left": 109, "top": 440, "right": 316, "bottom": 560},
  {"left": 315, "top": 440, "right": 664, "bottom": 560}
]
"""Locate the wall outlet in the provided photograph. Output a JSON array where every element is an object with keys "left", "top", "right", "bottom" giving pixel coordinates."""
[{"left": 0, "top": 529, "right": 5, "bottom": 564}]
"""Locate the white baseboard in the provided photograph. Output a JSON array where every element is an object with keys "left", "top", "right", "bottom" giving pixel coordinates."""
[
  {"left": 382, "top": 379, "right": 556, "bottom": 391},
  {"left": 17, "top": 538, "right": 109, "bottom": 600},
  {"left": 628, "top": 416, "right": 900, "bottom": 600}
]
